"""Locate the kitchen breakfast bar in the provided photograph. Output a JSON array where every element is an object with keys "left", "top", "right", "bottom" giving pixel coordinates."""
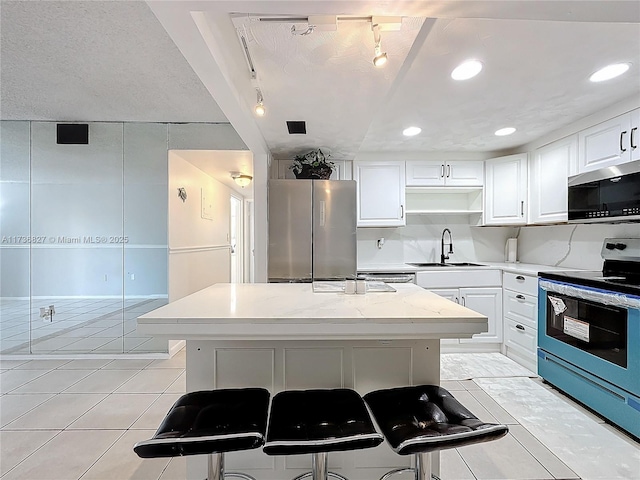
[{"left": 137, "top": 283, "right": 488, "bottom": 480}]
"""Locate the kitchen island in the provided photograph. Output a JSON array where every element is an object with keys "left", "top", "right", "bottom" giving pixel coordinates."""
[{"left": 137, "top": 282, "right": 487, "bottom": 480}]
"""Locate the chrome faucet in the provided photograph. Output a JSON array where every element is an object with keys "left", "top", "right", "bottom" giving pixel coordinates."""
[{"left": 441, "top": 228, "right": 453, "bottom": 264}]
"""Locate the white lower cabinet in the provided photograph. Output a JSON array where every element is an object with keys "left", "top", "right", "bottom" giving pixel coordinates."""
[
  {"left": 417, "top": 270, "right": 502, "bottom": 349},
  {"left": 431, "top": 287, "right": 502, "bottom": 345},
  {"left": 502, "top": 272, "right": 538, "bottom": 373}
]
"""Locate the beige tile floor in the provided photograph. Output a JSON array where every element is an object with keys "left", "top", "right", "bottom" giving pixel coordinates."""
[
  {"left": 1, "top": 351, "right": 639, "bottom": 480},
  {"left": 0, "top": 298, "right": 168, "bottom": 355}
]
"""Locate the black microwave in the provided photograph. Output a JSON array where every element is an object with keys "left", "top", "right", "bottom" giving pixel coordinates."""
[{"left": 568, "top": 160, "right": 640, "bottom": 223}]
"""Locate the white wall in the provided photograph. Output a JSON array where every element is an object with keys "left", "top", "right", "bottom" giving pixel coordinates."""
[{"left": 168, "top": 152, "right": 232, "bottom": 301}]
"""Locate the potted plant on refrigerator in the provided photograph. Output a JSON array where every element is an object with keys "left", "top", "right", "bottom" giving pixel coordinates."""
[{"left": 290, "top": 148, "right": 335, "bottom": 179}]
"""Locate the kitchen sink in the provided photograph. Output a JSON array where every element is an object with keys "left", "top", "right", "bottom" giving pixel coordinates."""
[
  {"left": 407, "top": 262, "right": 450, "bottom": 267},
  {"left": 447, "top": 262, "right": 486, "bottom": 267},
  {"left": 407, "top": 262, "right": 486, "bottom": 267}
]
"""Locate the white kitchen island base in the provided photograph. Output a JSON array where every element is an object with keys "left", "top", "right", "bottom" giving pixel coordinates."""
[
  {"left": 138, "top": 283, "right": 487, "bottom": 480},
  {"left": 185, "top": 338, "right": 439, "bottom": 480}
]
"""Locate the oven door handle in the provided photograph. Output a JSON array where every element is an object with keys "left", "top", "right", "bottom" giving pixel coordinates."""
[{"left": 540, "top": 279, "right": 640, "bottom": 309}]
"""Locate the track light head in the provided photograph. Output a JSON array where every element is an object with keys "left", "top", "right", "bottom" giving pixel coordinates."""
[
  {"left": 371, "top": 24, "right": 387, "bottom": 68},
  {"left": 373, "top": 48, "right": 388, "bottom": 67},
  {"left": 254, "top": 88, "right": 266, "bottom": 116}
]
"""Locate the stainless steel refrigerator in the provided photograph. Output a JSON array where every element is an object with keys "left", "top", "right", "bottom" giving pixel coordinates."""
[{"left": 268, "top": 179, "right": 357, "bottom": 282}]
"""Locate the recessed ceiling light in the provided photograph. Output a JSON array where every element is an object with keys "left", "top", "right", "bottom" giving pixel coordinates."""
[
  {"left": 589, "top": 63, "right": 630, "bottom": 82},
  {"left": 403, "top": 126, "right": 422, "bottom": 136},
  {"left": 495, "top": 127, "right": 516, "bottom": 136},
  {"left": 451, "top": 60, "right": 483, "bottom": 80}
]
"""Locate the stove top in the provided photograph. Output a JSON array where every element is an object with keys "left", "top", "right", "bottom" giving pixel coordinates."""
[
  {"left": 539, "top": 270, "right": 640, "bottom": 296},
  {"left": 539, "top": 238, "right": 640, "bottom": 296}
]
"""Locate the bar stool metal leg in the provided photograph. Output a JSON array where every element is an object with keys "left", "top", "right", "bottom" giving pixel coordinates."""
[
  {"left": 415, "top": 453, "right": 430, "bottom": 480},
  {"left": 312, "top": 452, "right": 328, "bottom": 480},
  {"left": 205, "top": 453, "right": 258, "bottom": 480},
  {"left": 207, "top": 453, "right": 223, "bottom": 480}
]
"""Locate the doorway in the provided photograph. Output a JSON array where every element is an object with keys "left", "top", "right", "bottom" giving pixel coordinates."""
[{"left": 230, "top": 195, "right": 243, "bottom": 283}]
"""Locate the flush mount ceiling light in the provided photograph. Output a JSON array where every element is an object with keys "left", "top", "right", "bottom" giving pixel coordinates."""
[
  {"left": 372, "top": 24, "right": 388, "bottom": 67},
  {"left": 254, "top": 88, "right": 265, "bottom": 116},
  {"left": 403, "top": 126, "right": 422, "bottom": 136},
  {"left": 495, "top": 127, "right": 516, "bottom": 136},
  {"left": 589, "top": 63, "right": 631, "bottom": 82},
  {"left": 231, "top": 173, "right": 253, "bottom": 187},
  {"left": 451, "top": 60, "right": 483, "bottom": 80}
]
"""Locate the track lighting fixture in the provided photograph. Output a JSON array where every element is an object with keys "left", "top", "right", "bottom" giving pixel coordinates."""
[
  {"left": 371, "top": 24, "right": 387, "bottom": 67},
  {"left": 254, "top": 88, "right": 265, "bottom": 116},
  {"left": 231, "top": 173, "right": 253, "bottom": 187}
]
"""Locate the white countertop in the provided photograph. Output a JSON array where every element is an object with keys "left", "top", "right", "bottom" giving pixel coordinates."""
[
  {"left": 137, "top": 283, "right": 487, "bottom": 341},
  {"left": 358, "top": 262, "right": 579, "bottom": 276}
]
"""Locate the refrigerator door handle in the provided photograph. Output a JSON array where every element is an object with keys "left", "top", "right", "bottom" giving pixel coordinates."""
[{"left": 319, "top": 200, "right": 326, "bottom": 227}]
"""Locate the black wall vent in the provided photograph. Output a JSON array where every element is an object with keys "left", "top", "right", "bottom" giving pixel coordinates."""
[
  {"left": 286, "top": 121, "right": 306, "bottom": 135},
  {"left": 57, "top": 124, "right": 89, "bottom": 144}
]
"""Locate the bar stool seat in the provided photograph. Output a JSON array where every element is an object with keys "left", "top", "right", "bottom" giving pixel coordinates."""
[
  {"left": 134, "top": 388, "right": 270, "bottom": 480},
  {"left": 364, "top": 385, "right": 508, "bottom": 480},
  {"left": 264, "top": 388, "right": 384, "bottom": 479}
]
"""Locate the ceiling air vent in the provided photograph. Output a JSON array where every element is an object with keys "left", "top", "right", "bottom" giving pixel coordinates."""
[{"left": 287, "top": 121, "right": 306, "bottom": 135}]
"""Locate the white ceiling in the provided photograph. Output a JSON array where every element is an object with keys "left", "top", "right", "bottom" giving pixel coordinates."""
[
  {"left": 0, "top": 1, "right": 226, "bottom": 123},
  {"left": 2, "top": 0, "right": 640, "bottom": 165}
]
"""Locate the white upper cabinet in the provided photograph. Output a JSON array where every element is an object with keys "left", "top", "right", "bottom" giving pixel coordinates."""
[
  {"left": 484, "top": 153, "right": 528, "bottom": 225},
  {"left": 406, "top": 160, "right": 483, "bottom": 187},
  {"left": 529, "top": 135, "right": 577, "bottom": 224},
  {"left": 631, "top": 109, "right": 640, "bottom": 162},
  {"left": 354, "top": 161, "right": 406, "bottom": 227},
  {"left": 577, "top": 109, "right": 639, "bottom": 173}
]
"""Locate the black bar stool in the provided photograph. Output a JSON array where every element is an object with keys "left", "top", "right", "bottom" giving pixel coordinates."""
[
  {"left": 263, "top": 388, "right": 384, "bottom": 480},
  {"left": 364, "top": 385, "right": 508, "bottom": 480},
  {"left": 133, "top": 388, "right": 270, "bottom": 480}
]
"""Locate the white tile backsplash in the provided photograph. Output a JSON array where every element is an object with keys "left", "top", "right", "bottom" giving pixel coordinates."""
[
  {"left": 358, "top": 217, "right": 639, "bottom": 270},
  {"left": 357, "top": 216, "right": 512, "bottom": 266},
  {"left": 517, "top": 223, "right": 640, "bottom": 270}
]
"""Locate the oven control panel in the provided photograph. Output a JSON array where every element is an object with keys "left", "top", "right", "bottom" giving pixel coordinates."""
[{"left": 601, "top": 238, "right": 640, "bottom": 262}]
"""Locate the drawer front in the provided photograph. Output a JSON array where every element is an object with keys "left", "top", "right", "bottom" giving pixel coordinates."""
[
  {"left": 504, "top": 316, "right": 537, "bottom": 354},
  {"left": 503, "top": 272, "right": 538, "bottom": 296},
  {"left": 503, "top": 289, "right": 537, "bottom": 329},
  {"left": 416, "top": 269, "right": 501, "bottom": 289}
]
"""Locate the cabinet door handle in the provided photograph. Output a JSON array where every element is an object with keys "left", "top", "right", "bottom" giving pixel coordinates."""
[
  {"left": 516, "top": 294, "right": 526, "bottom": 300},
  {"left": 620, "top": 130, "right": 628, "bottom": 153},
  {"left": 455, "top": 297, "right": 459, "bottom": 304},
  {"left": 516, "top": 324, "right": 525, "bottom": 331},
  {"left": 631, "top": 127, "right": 638, "bottom": 150},
  {"left": 520, "top": 201, "right": 524, "bottom": 217},
  {"left": 515, "top": 275, "right": 525, "bottom": 281},
  {"left": 461, "top": 296, "right": 466, "bottom": 306},
  {"left": 441, "top": 164, "right": 445, "bottom": 178},
  {"left": 446, "top": 165, "right": 451, "bottom": 178},
  {"left": 400, "top": 205, "right": 404, "bottom": 218}
]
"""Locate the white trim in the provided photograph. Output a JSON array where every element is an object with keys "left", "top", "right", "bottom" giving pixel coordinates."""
[
  {"left": 134, "top": 431, "right": 264, "bottom": 448},
  {"left": 28, "top": 294, "right": 167, "bottom": 300},
  {"left": 169, "top": 245, "right": 230, "bottom": 254},
  {"left": 0, "top": 244, "right": 168, "bottom": 250},
  {"left": 169, "top": 340, "right": 186, "bottom": 357},
  {"left": 265, "top": 432, "right": 383, "bottom": 449},
  {"left": 395, "top": 425, "right": 507, "bottom": 453}
]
